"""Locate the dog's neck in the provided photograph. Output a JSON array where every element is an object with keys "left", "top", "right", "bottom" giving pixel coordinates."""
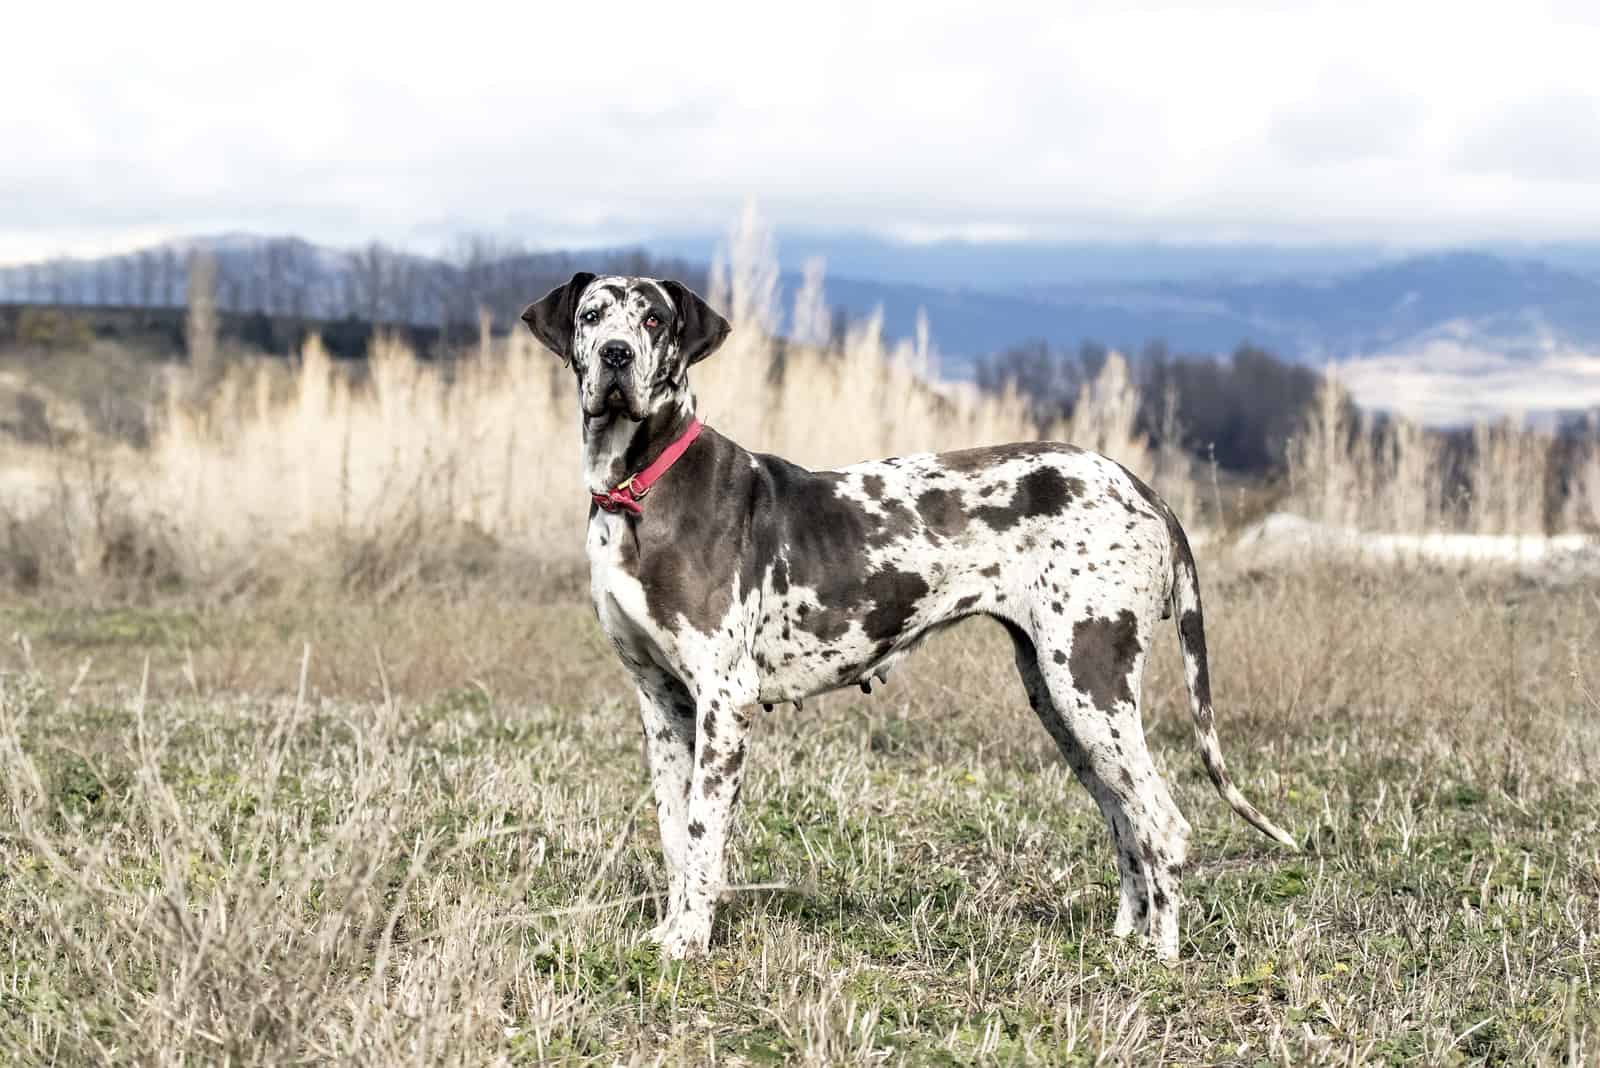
[{"left": 581, "top": 391, "right": 698, "bottom": 494}]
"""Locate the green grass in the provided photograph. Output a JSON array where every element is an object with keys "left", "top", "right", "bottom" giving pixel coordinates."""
[{"left": 1, "top": 564, "right": 1598, "bottom": 1064}]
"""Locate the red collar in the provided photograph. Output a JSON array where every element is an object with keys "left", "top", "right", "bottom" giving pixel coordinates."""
[{"left": 591, "top": 418, "right": 704, "bottom": 516}]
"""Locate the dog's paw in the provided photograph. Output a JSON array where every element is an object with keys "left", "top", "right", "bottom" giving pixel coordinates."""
[{"left": 648, "top": 919, "right": 711, "bottom": 960}]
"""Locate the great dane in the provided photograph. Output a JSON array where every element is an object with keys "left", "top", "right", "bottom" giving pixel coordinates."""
[{"left": 522, "top": 274, "right": 1296, "bottom": 962}]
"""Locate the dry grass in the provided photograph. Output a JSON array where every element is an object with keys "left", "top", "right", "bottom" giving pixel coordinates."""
[{"left": 2, "top": 560, "right": 1597, "bottom": 1065}]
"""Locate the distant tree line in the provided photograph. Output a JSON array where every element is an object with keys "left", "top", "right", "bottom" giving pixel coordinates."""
[
  {"left": 0, "top": 238, "right": 704, "bottom": 343},
  {"left": 976, "top": 338, "right": 1326, "bottom": 475}
]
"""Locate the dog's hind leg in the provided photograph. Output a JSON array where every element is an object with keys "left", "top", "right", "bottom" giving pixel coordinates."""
[
  {"left": 1032, "top": 604, "right": 1192, "bottom": 962},
  {"left": 1006, "top": 622, "right": 1149, "bottom": 940},
  {"left": 635, "top": 670, "right": 697, "bottom": 939}
]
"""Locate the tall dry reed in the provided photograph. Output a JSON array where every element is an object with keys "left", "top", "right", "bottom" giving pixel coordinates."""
[
  {"left": 1285, "top": 363, "right": 1366, "bottom": 529},
  {"left": 1287, "top": 363, "right": 1579, "bottom": 535},
  {"left": 1565, "top": 414, "right": 1600, "bottom": 533},
  {"left": 1468, "top": 417, "right": 1551, "bottom": 536},
  {"left": 185, "top": 251, "right": 219, "bottom": 388}
]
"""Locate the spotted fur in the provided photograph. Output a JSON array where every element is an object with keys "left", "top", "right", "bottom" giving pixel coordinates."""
[{"left": 522, "top": 274, "right": 1297, "bottom": 963}]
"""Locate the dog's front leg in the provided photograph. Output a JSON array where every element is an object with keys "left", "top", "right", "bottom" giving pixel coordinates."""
[
  {"left": 655, "top": 688, "right": 753, "bottom": 959},
  {"left": 635, "top": 672, "right": 697, "bottom": 940}
]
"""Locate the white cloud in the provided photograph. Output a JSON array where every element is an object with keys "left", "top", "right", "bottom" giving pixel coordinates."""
[
  {"left": 4, "top": 0, "right": 1600, "bottom": 262},
  {"left": 1453, "top": 91, "right": 1600, "bottom": 183},
  {"left": 1268, "top": 65, "right": 1424, "bottom": 166},
  {"left": 1340, "top": 343, "right": 1600, "bottom": 425}
]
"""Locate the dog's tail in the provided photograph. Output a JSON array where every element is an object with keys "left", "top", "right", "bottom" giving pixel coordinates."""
[{"left": 1166, "top": 514, "right": 1299, "bottom": 850}]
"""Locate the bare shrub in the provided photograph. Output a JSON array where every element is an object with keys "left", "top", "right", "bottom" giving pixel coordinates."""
[
  {"left": 1066, "top": 350, "right": 1150, "bottom": 489},
  {"left": 1564, "top": 414, "right": 1600, "bottom": 533},
  {"left": 1374, "top": 411, "right": 1444, "bottom": 533},
  {"left": 1286, "top": 363, "right": 1366, "bottom": 528},
  {"left": 0, "top": 443, "right": 182, "bottom": 593},
  {"left": 1150, "top": 379, "right": 1199, "bottom": 530},
  {"left": 1468, "top": 416, "right": 1552, "bottom": 536},
  {"left": 16, "top": 307, "right": 94, "bottom": 351},
  {"left": 185, "top": 251, "right": 219, "bottom": 388}
]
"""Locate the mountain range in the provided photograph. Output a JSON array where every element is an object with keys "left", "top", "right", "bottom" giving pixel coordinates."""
[{"left": 808, "top": 250, "right": 1600, "bottom": 370}]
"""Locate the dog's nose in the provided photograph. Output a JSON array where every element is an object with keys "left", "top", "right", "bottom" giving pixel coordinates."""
[{"left": 600, "top": 341, "right": 634, "bottom": 369}]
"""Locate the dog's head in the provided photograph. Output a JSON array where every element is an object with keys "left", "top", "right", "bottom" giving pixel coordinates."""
[{"left": 522, "top": 274, "right": 731, "bottom": 422}]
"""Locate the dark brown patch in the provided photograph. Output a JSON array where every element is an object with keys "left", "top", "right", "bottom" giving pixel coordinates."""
[
  {"left": 971, "top": 468, "right": 1083, "bottom": 531},
  {"left": 915, "top": 487, "right": 968, "bottom": 538},
  {"left": 860, "top": 568, "right": 930, "bottom": 641},
  {"left": 1105, "top": 484, "right": 1143, "bottom": 516},
  {"left": 688, "top": 820, "right": 705, "bottom": 838},
  {"left": 979, "top": 563, "right": 1001, "bottom": 577},
  {"left": 1180, "top": 608, "right": 1213, "bottom": 717},
  {"left": 861, "top": 474, "right": 885, "bottom": 499},
  {"left": 1052, "top": 650, "right": 1066, "bottom": 665},
  {"left": 1068, "top": 609, "right": 1143, "bottom": 713},
  {"left": 940, "top": 441, "right": 1073, "bottom": 474},
  {"left": 954, "top": 594, "right": 981, "bottom": 612},
  {"left": 866, "top": 498, "right": 918, "bottom": 548},
  {"left": 631, "top": 425, "right": 747, "bottom": 636}
]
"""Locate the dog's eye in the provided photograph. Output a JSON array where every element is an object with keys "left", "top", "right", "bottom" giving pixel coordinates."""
[
  {"left": 644, "top": 314, "right": 661, "bottom": 330},
  {"left": 580, "top": 309, "right": 601, "bottom": 325}
]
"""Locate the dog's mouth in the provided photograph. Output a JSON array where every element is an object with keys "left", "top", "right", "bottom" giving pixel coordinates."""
[{"left": 584, "top": 376, "right": 642, "bottom": 420}]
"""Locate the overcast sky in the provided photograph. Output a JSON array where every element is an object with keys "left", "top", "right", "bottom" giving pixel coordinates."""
[{"left": 5, "top": 0, "right": 1600, "bottom": 264}]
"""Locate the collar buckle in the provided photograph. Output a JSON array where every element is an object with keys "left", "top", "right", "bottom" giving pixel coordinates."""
[{"left": 588, "top": 418, "right": 703, "bottom": 518}]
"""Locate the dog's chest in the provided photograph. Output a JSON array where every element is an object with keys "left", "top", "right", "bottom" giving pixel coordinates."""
[{"left": 586, "top": 512, "right": 674, "bottom": 667}]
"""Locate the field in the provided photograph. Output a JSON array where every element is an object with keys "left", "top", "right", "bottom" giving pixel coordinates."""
[
  {"left": 2, "top": 237, "right": 1599, "bottom": 1065},
  {"left": 3, "top": 556, "right": 1598, "bottom": 1066}
]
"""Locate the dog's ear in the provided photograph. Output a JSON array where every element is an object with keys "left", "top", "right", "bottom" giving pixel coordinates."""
[
  {"left": 660, "top": 280, "right": 731, "bottom": 365},
  {"left": 521, "top": 272, "right": 596, "bottom": 363}
]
